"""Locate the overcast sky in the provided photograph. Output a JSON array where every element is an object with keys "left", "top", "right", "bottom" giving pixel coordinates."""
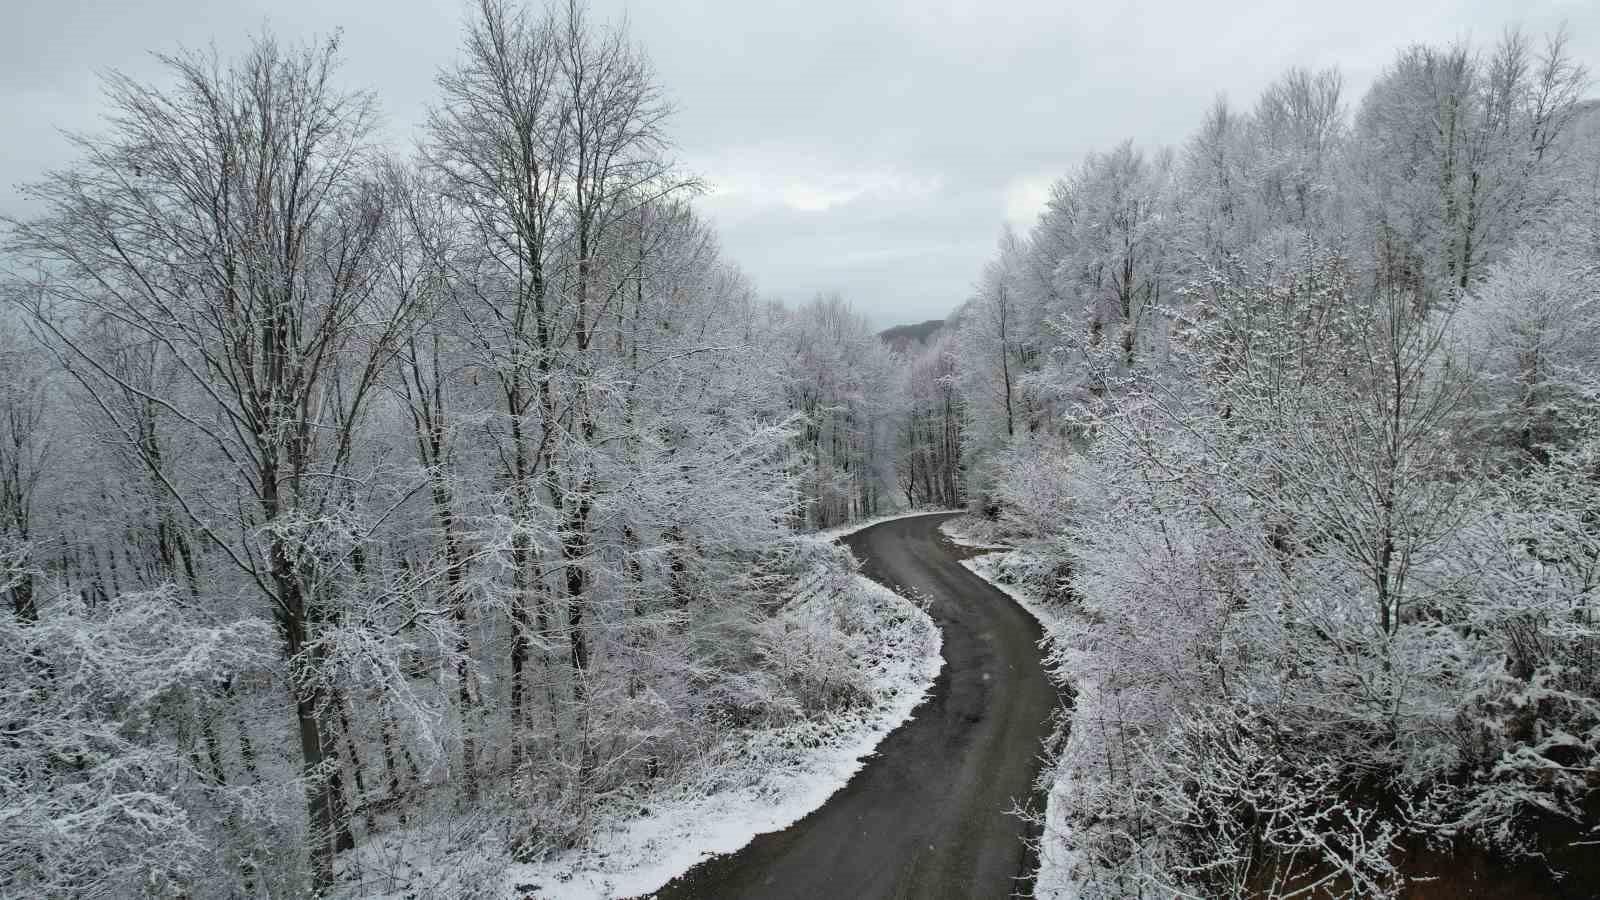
[{"left": 4, "top": 1, "right": 1597, "bottom": 326}]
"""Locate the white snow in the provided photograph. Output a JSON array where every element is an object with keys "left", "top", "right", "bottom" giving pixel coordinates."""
[
  {"left": 498, "top": 570, "right": 944, "bottom": 899},
  {"left": 343, "top": 512, "right": 952, "bottom": 900},
  {"left": 936, "top": 515, "right": 1013, "bottom": 552},
  {"left": 953, "top": 547, "right": 1068, "bottom": 636},
  {"left": 811, "top": 507, "right": 962, "bottom": 543}
]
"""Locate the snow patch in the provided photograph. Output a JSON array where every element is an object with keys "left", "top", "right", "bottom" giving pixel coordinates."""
[
  {"left": 498, "top": 573, "right": 943, "bottom": 899},
  {"left": 811, "top": 507, "right": 962, "bottom": 543},
  {"left": 956, "top": 549, "right": 1068, "bottom": 636},
  {"left": 937, "top": 516, "right": 1013, "bottom": 551}
]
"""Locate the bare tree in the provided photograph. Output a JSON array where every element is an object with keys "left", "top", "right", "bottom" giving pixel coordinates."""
[
  {"left": 429, "top": 0, "right": 682, "bottom": 809},
  {"left": 379, "top": 164, "right": 484, "bottom": 805},
  {"left": 5, "top": 35, "right": 420, "bottom": 888},
  {"left": 0, "top": 327, "right": 48, "bottom": 621},
  {"left": 428, "top": 0, "right": 568, "bottom": 774}
]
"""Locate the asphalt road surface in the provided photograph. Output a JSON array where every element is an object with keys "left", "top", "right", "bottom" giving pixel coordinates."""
[{"left": 650, "top": 512, "right": 1062, "bottom": 899}]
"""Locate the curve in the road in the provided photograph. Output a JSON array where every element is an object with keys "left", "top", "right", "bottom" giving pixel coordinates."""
[{"left": 651, "top": 512, "right": 1062, "bottom": 900}]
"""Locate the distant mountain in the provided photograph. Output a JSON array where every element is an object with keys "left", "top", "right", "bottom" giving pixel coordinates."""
[{"left": 878, "top": 318, "right": 946, "bottom": 351}]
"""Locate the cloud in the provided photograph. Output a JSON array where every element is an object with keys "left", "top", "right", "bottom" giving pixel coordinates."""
[
  {"left": 1003, "top": 174, "right": 1058, "bottom": 230},
  {"left": 697, "top": 156, "right": 943, "bottom": 216},
  {"left": 2, "top": 0, "right": 1596, "bottom": 327}
]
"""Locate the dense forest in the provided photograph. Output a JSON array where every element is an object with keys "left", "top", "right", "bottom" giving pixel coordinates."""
[
  {"left": 0, "top": 2, "right": 922, "bottom": 895},
  {"left": 924, "top": 25, "right": 1600, "bottom": 899},
  {"left": 2, "top": 1, "right": 1598, "bottom": 897}
]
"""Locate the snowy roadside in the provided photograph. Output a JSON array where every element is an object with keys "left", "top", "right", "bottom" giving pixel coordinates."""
[
  {"left": 940, "top": 518, "right": 1080, "bottom": 900},
  {"left": 952, "top": 548, "right": 1067, "bottom": 634},
  {"left": 492, "top": 520, "right": 946, "bottom": 899},
  {"left": 935, "top": 514, "right": 1013, "bottom": 552},
  {"left": 340, "top": 512, "right": 948, "bottom": 900},
  {"left": 810, "top": 506, "right": 962, "bottom": 543}
]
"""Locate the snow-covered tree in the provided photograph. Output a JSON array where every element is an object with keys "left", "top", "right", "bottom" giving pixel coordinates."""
[{"left": 952, "top": 24, "right": 1600, "bottom": 897}]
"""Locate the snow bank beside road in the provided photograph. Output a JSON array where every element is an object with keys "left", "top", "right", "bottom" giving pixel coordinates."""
[
  {"left": 501, "top": 545, "right": 944, "bottom": 899},
  {"left": 812, "top": 507, "right": 961, "bottom": 543},
  {"left": 342, "top": 516, "right": 947, "bottom": 900},
  {"left": 937, "top": 514, "right": 1013, "bottom": 552}
]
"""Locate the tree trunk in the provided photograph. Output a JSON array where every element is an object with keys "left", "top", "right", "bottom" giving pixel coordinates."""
[{"left": 273, "top": 538, "right": 342, "bottom": 889}]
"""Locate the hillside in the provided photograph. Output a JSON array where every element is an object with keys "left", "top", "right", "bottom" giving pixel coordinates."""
[{"left": 878, "top": 318, "right": 946, "bottom": 351}]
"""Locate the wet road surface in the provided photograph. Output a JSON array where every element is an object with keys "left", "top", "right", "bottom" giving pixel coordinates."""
[{"left": 650, "top": 513, "right": 1061, "bottom": 899}]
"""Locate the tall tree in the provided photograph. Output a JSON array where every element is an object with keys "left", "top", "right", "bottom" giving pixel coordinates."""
[{"left": 6, "top": 36, "right": 420, "bottom": 887}]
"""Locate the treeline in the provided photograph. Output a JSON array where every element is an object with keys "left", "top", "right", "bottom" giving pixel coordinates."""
[
  {"left": 0, "top": 2, "right": 931, "bottom": 896},
  {"left": 909, "top": 26, "right": 1600, "bottom": 898}
]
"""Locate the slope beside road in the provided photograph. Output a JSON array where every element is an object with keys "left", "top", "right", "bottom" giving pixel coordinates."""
[{"left": 651, "top": 512, "right": 1062, "bottom": 899}]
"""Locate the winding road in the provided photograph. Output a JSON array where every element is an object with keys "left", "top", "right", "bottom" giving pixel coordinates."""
[{"left": 651, "top": 512, "right": 1062, "bottom": 899}]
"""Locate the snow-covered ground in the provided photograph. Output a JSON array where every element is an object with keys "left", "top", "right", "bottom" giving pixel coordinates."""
[
  {"left": 343, "top": 511, "right": 954, "bottom": 900},
  {"left": 811, "top": 506, "right": 962, "bottom": 543},
  {"left": 936, "top": 514, "right": 1013, "bottom": 551},
  {"left": 343, "top": 557, "right": 943, "bottom": 900},
  {"left": 942, "top": 519, "right": 1080, "bottom": 900},
  {"left": 954, "top": 548, "right": 1066, "bottom": 634},
  {"left": 500, "top": 572, "right": 942, "bottom": 898},
  {"left": 492, "top": 514, "right": 954, "bottom": 898}
]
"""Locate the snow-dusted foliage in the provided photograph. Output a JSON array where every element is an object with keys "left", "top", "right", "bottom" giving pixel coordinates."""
[
  {"left": 771, "top": 295, "right": 905, "bottom": 529},
  {"left": 0, "top": 3, "right": 941, "bottom": 895},
  {"left": 0, "top": 587, "right": 278, "bottom": 897},
  {"left": 895, "top": 330, "right": 964, "bottom": 510},
  {"left": 3, "top": 2, "right": 1596, "bottom": 895},
  {"left": 334, "top": 536, "right": 941, "bottom": 900},
  {"left": 942, "top": 25, "right": 1600, "bottom": 900}
]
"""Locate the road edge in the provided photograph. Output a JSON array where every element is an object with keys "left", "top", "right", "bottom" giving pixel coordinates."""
[
  {"left": 946, "top": 524, "right": 1080, "bottom": 900},
  {"left": 502, "top": 523, "right": 946, "bottom": 900}
]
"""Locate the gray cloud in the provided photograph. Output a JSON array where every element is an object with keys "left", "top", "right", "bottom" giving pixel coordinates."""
[{"left": 4, "top": 0, "right": 1596, "bottom": 326}]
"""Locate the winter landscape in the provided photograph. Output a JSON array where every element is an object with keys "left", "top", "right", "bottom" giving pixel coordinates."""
[{"left": 2, "top": 0, "right": 1599, "bottom": 897}]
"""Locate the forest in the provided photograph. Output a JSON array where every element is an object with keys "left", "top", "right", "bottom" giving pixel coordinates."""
[
  {"left": 1, "top": 1, "right": 1597, "bottom": 897},
  {"left": 936, "top": 25, "right": 1600, "bottom": 900},
  {"left": 0, "top": 2, "right": 917, "bottom": 894}
]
